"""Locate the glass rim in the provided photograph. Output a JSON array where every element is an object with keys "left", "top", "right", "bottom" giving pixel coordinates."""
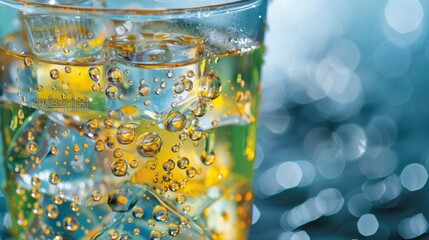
[{"left": 0, "top": 0, "right": 263, "bottom": 16}]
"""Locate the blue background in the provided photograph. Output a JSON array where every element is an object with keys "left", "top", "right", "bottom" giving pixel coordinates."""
[{"left": 2, "top": 0, "right": 429, "bottom": 239}]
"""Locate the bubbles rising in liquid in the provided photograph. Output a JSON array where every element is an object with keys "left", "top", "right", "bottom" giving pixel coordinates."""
[
  {"left": 164, "top": 112, "right": 186, "bottom": 132},
  {"left": 89, "top": 67, "right": 100, "bottom": 82},
  {"left": 50, "top": 69, "right": 60, "bottom": 80},
  {"left": 168, "top": 223, "right": 180, "bottom": 237},
  {"left": 136, "top": 132, "right": 163, "bottom": 157},
  {"left": 201, "top": 151, "right": 216, "bottom": 165},
  {"left": 132, "top": 206, "right": 144, "bottom": 218},
  {"left": 150, "top": 230, "right": 162, "bottom": 240},
  {"left": 163, "top": 159, "right": 175, "bottom": 171},
  {"left": 86, "top": 118, "right": 100, "bottom": 132},
  {"left": 117, "top": 123, "right": 136, "bottom": 145},
  {"left": 200, "top": 72, "right": 222, "bottom": 99},
  {"left": 177, "top": 157, "right": 189, "bottom": 169},
  {"left": 138, "top": 85, "right": 150, "bottom": 96},
  {"left": 111, "top": 159, "right": 128, "bottom": 177},
  {"left": 107, "top": 67, "right": 123, "bottom": 85},
  {"left": 152, "top": 205, "right": 168, "bottom": 221},
  {"left": 49, "top": 173, "right": 60, "bottom": 185},
  {"left": 63, "top": 216, "right": 79, "bottom": 232},
  {"left": 47, "top": 204, "right": 59, "bottom": 219}
]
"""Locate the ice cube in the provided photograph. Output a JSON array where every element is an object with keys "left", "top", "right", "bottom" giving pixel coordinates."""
[
  {"left": 93, "top": 184, "right": 210, "bottom": 240},
  {"left": 21, "top": 13, "right": 114, "bottom": 62}
]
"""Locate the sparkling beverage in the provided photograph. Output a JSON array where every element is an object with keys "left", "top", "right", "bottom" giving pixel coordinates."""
[{"left": 0, "top": 1, "right": 266, "bottom": 239}]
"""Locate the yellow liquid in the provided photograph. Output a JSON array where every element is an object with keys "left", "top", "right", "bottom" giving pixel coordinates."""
[{"left": 0, "top": 31, "right": 263, "bottom": 240}]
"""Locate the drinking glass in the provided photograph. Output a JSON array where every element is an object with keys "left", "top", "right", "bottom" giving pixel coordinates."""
[{"left": 0, "top": 0, "right": 267, "bottom": 239}]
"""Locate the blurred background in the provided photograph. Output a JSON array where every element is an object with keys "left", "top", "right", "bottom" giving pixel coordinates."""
[
  {"left": 249, "top": 0, "right": 429, "bottom": 239},
  {"left": 2, "top": 0, "right": 429, "bottom": 239}
]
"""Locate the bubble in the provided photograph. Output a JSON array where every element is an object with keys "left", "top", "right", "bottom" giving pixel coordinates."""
[
  {"left": 53, "top": 195, "right": 63, "bottom": 205},
  {"left": 104, "top": 118, "right": 115, "bottom": 128},
  {"left": 200, "top": 72, "right": 222, "bottom": 99},
  {"left": 163, "top": 172, "right": 173, "bottom": 182},
  {"left": 166, "top": 70, "right": 174, "bottom": 78},
  {"left": 117, "top": 123, "right": 136, "bottom": 145},
  {"left": 152, "top": 205, "right": 168, "bottom": 221},
  {"left": 109, "top": 230, "right": 119, "bottom": 239},
  {"left": 189, "top": 125, "right": 204, "bottom": 141},
  {"left": 164, "top": 112, "right": 186, "bottom": 132},
  {"left": 186, "top": 167, "right": 197, "bottom": 178},
  {"left": 30, "top": 187, "right": 41, "bottom": 198},
  {"left": 168, "top": 223, "right": 180, "bottom": 237},
  {"left": 190, "top": 99, "right": 208, "bottom": 117},
  {"left": 27, "top": 142, "right": 38, "bottom": 153},
  {"left": 401, "top": 163, "right": 428, "bottom": 191},
  {"left": 163, "top": 159, "right": 175, "bottom": 171},
  {"left": 177, "top": 157, "right": 189, "bottom": 169},
  {"left": 176, "top": 193, "right": 186, "bottom": 204},
  {"left": 64, "top": 66, "right": 72, "bottom": 73},
  {"left": 49, "top": 173, "right": 60, "bottom": 185},
  {"left": 86, "top": 118, "right": 100, "bottom": 132},
  {"left": 133, "top": 228, "right": 140, "bottom": 236},
  {"left": 111, "top": 159, "right": 128, "bottom": 177},
  {"left": 183, "top": 205, "right": 191, "bottom": 213},
  {"left": 47, "top": 204, "right": 59, "bottom": 219},
  {"left": 108, "top": 188, "right": 138, "bottom": 212},
  {"left": 201, "top": 151, "right": 216, "bottom": 165},
  {"left": 107, "top": 67, "right": 123, "bottom": 84},
  {"left": 70, "top": 202, "right": 80, "bottom": 212},
  {"left": 130, "top": 159, "right": 139, "bottom": 168},
  {"left": 63, "top": 216, "right": 79, "bottom": 232},
  {"left": 89, "top": 67, "right": 100, "bottom": 82},
  {"left": 179, "top": 132, "right": 189, "bottom": 141},
  {"left": 24, "top": 57, "right": 33, "bottom": 67},
  {"left": 136, "top": 132, "right": 163, "bottom": 157},
  {"left": 150, "top": 230, "right": 162, "bottom": 240},
  {"left": 50, "top": 69, "right": 60, "bottom": 79},
  {"left": 138, "top": 85, "right": 150, "bottom": 96},
  {"left": 31, "top": 176, "right": 41, "bottom": 187},
  {"left": 132, "top": 206, "right": 144, "bottom": 218},
  {"left": 95, "top": 140, "right": 105, "bottom": 152},
  {"left": 106, "top": 86, "right": 118, "bottom": 99},
  {"left": 186, "top": 70, "right": 195, "bottom": 78},
  {"left": 357, "top": 214, "right": 379, "bottom": 237},
  {"left": 173, "top": 81, "right": 185, "bottom": 94},
  {"left": 92, "top": 191, "right": 102, "bottom": 201}
]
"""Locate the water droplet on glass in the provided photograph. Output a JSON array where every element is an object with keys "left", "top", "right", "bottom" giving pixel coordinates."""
[{"left": 117, "top": 123, "right": 136, "bottom": 145}]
